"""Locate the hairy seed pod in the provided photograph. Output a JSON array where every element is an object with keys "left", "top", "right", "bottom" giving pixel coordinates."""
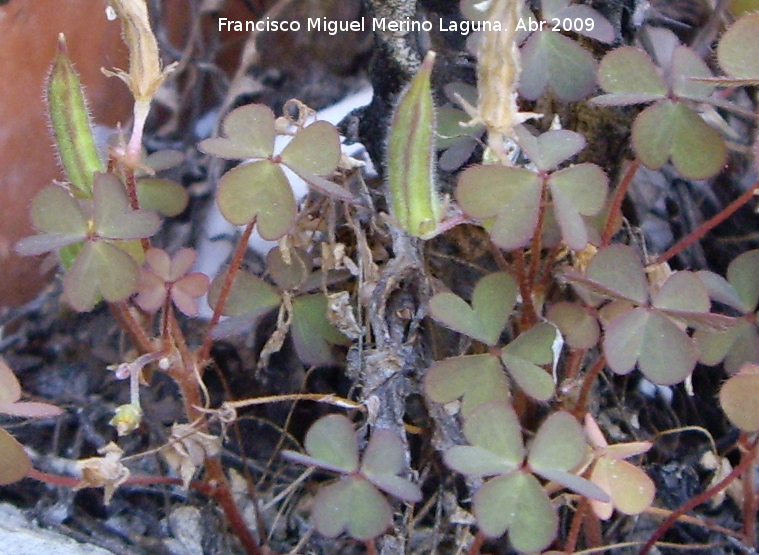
[
  {"left": 46, "top": 34, "right": 104, "bottom": 198},
  {"left": 386, "top": 50, "right": 441, "bottom": 239}
]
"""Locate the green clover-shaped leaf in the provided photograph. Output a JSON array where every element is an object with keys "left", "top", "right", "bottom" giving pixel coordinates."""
[
  {"left": 136, "top": 178, "right": 189, "bottom": 217},
  {"left": 720, "top": 364, "right": 759, "bottom": 431},
  {"left": 283, "top": 415, "right": 421, "bottom": 541},
  {"left": 424, "top": 354, "right": 510, "bottom": 417},
  {"left": 207, "top": 270, "right": 282, "bottom": 337},
  {"left": 592, "top": 41, "right": 724, "bottom": 179},
  {"left": 16, "top": 174, "right": 160, "bottom": 311},
  {"left": 546, "top": 302, "right": 600, "bottom": 350},
  {"left": 694, "top": 250, "right": 759, "bottom": 373},
  {"left": 291, "top": 294, "right": 351, "bottom": 366},
  {"left": 428, "top": 272, "right": 517, "bottom": 345},
  {"left": 594, "top": 47, "right": 667, "bottom": 106},
  {"left": 514, "top": 127, "right": 586, "bottom": 172},
  {"left": 548, "top": 163, "right": 608, "bottom": 251},
  {"left": 475, "top": 471, "right": 557, "bottom": 550},
  {"left": 718, "top": 14, "right": 759, "bottom": 82},
  {"left": 203, "top": 103, "right": 351, "bottom": 233},
  {"left": 312, "top": 476, "right": 393, "bottom": 540},
  {"left": 520, "top": 30, "right": 598, "bottom": 102},
  {"left": 456, "top": 165, "right": 542, "bottom": 251},
  {"left": 604, "top": 308, "right": 697, "bottom": 385},
  {"left": 632, "top": 100, "right": 726, "bottom": 180},
  {"left": 445, "top": 403, "right": 604, "bottom": 551},
  {"left": 216, "top": 160, "right": 297, "bottom": 237},
  {"left": 198, "top": 104, "right": 276, "bottom": 160},
  {"left": 500, "top": 323, "right": 557, "bottom": 401},
  {"left": 444, "top": 401, "right": 525, "bottom": 477}
]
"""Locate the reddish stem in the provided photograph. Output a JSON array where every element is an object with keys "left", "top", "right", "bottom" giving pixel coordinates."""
[
  {"left": 601, "top": 159, "right": 640, "bottom": 246},
  {"left": 467, "top": 531, "right": 486, "bottom": 555},
  {"left": 638, "top": 436, "right": 758, "bottom": 555},
  {"left": 199, "top": 219, "right": 256, "bottom": 363},
  {"left": 512, "top": 248, "right": 538, "bottom": 328},
  {"left": 564, "top": 497, "right": 588, "bottom": 553},
  {"left": 740, "top": 432, "right": 757, "bottom": 546},
  {"left": 109, "top": 301, "right": 155, "bottom": 355},
  {"left": 364, "top": 539, "right": 378, "bottom": 555},
  {"left": 656, "top": 179, "right": 759, "bottom": 265},
  {"left": 528, "top": 182, "right": 548, "bottom": 284},
  {"left": 573, "top": 355, "right": 606, "bottom": 418}
]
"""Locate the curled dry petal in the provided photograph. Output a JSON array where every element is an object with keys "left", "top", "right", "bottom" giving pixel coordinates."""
[{"left": 75, "top": 442, "right": 130, "bottom": 505}]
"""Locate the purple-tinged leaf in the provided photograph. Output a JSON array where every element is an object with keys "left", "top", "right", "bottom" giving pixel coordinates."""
[
  {"left": 670, "top": 46, "right": 715, "bottom": 101},
  {"left": 696, "top": 270, "right": 749, "bottom": 313},
  {"left": 198, "top": 104, "right": 276, "bottom": 160},
  {"left": 546, "top": 302, "right": 600, "bottom": 350},
  {"left": 361, "top": 429, "right": 405, "bottom": 477},
  {"left": 291, "top": 294, "right": 350, "bottom": 366},
  {"left": 549, "top": 163, "right": 608, "bottom": 250},
  {"left": 632, "top": 100, "right": 726, "bottom": 180},
  {"left": 444, "top": 445, "right": 518, "bottom": 477},
  {"left": 312, "top": 476, "right": 392, "bottom": 540},
  {"left": 284, "top": 167, "right": 354, "bottom": 201},
  {"left": 216, "top": 161, "right": 296, "bottom": 237},
  {"left": 528, "top": 411, "right": 586, "bottom": 473},
  {"left": 536, "top": 467, "right": 610, "bottom": 502},
  {"left": 463, "top": 401, "right": 525, "bottom": 465},
  {"left": 304, "top": 414, "right": 359, "bottom": 473},
  {"left": 520, "top": 31, "right": 597, "bottom": 102},
  {"left": 718, "top": 14, "right": 759, "bottom": 80},
  {"left": 280, "top": 121, "right": 340, "bottom": 176},
  {"left": 557, "top": 5, "right": 615, "bottom": 43},
  {"left": 727, "top": 249, "right": 759, "bottom": 312},
  {"left": 456, "top": 165, "right": 542, "bottom": 251},
  {"left": 424, "top": 354, "right": 510, "bottom": 416},
  {"left": 606, "top": 309, "right": 698, "bottom": 385},
  {"left": 365, "top": 473, "right": 422, "bottom": 503},
  {"left": 595, "top": 47, "right": 667, "bottom": 103},
  {"left": 474, "top": 472, "right": 557, "bottom": 550},
  {"left": 603, "top": 308, "right": 648, "bottom": 376},
  {"left": 586, "top": 245, "right": 648, "bottom": 305},
  {"left": 30, "top": 185, "right": 88, "bottom": 235},
  {"left": 63, "top": 242, "right": 139, "bottom": 311},
  {"left": 514, "top": 127, "right": 586, "bottom": 172},
  {"left": 695, "top": 320, "right": 759, "bottom": 374},
  {"left": 14, "top": 232, "right": 84, "bottom": 256},
  {"left": 92, "top": 174, "right": 160, "bottom": 240},
  {"left": 652, "top": 271, "right": 709, "bottom": 313}
]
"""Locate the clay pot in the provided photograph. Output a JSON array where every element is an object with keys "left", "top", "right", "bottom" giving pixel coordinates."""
[{"left": 0, "top": 0, "right": 132, "bottom": 308}]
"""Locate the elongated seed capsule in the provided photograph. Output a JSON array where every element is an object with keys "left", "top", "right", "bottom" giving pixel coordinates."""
[
  {"left": 386, "top": 50, "right": 441, "bottom": 239},
  {"left": 47, "top": 33, "right": 104, "bottom": 198}
]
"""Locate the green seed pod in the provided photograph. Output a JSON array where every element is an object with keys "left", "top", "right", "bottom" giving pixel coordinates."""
[
  {"left": 386, "top": 51, "right": 441, "bottom": 239},
  {"left": 47, "top": 34, "right": 104, "bottom": 198}
]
